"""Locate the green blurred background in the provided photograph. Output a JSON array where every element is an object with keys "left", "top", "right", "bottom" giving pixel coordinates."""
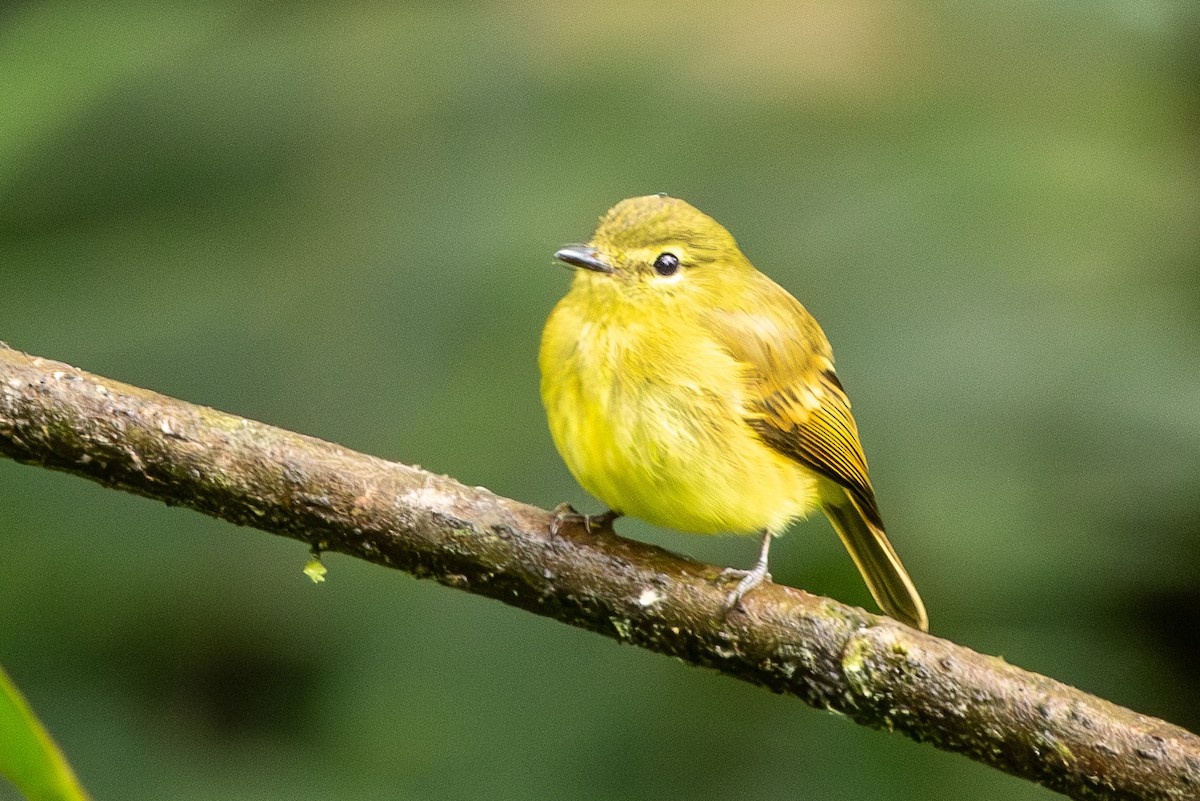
[{"left": 2, "top": 3, "right": 1197, "bottom": 799}]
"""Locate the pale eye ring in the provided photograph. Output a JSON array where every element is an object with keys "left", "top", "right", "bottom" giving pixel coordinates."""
[{"left": 653, "top": 252, "right": 680, "bottom": 276}]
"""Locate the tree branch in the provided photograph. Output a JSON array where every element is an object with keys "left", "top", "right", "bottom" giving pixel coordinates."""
[{"left": 0, "top": 342, "right": 1196, "bottom": 800}]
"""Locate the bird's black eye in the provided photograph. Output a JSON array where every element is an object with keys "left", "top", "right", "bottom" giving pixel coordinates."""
[{"left": 653, "top": 252, "right": 680, "bottom": 276}]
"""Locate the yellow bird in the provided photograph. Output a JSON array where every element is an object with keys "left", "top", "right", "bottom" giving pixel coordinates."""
[{"left": 539, "top": 194, "right": 927, "bottom": 631}]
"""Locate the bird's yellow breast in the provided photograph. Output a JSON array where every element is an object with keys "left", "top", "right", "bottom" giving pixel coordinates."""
[{"left": 539, "top": 286, "right": 819, "bottom": 535}]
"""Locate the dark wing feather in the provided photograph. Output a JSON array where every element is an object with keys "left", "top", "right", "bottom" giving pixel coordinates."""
[{"left": 750, "top": 368, "right": 884, "bottom": 529}]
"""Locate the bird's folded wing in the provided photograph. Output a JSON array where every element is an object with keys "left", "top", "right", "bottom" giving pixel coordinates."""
[{"left": 705, "top": 299, "right": 884, "bottom": 529}]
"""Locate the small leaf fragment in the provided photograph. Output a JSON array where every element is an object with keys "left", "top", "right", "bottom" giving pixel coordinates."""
[{"left": 304, "top": 556, "right": 327, "bottom": 583}]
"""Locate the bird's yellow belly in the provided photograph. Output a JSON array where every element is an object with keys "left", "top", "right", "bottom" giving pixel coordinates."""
[{"left": 540, "top": 317, "right": 819, "bottom": 535}]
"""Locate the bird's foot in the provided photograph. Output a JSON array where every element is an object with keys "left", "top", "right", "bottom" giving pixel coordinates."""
[
  {"left": 719, "top": 531, "right": 774, "bottom": 612},
  {"left": 550, "top": 504, "right": 620, "bottom": 537},
  {"left": 719, "top": 564, "right": 773, "bottom": 611}
]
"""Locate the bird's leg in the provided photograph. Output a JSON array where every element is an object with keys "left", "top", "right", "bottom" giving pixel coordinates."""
[
  {"left": 550, "top": 503, "right": 621, "bottom": 537},
  {"left": 720, "top": 530, "right": 773, "bottom": 609}
]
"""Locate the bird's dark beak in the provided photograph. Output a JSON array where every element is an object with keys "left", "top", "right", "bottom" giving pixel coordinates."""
[{"left": 555, "top": 246, "right": 614, "bottom": 274}]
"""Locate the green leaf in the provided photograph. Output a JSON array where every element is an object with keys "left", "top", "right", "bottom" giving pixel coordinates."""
[{"left": 0, "top": 662, "right": 91, "bottom": 801}]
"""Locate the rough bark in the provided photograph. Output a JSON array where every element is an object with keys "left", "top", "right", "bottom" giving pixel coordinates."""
[{"left": 0, "top": 342, "right": 1196, "bottom": 800}]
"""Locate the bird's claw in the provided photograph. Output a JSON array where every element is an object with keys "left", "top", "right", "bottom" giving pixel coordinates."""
[{"left": 719, "top": 566, "right": 772, "bottom": 611}]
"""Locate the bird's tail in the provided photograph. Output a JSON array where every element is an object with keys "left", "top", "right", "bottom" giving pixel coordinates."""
[{"left": 819, "top": 482, "right": 928, "bottom": 631}]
